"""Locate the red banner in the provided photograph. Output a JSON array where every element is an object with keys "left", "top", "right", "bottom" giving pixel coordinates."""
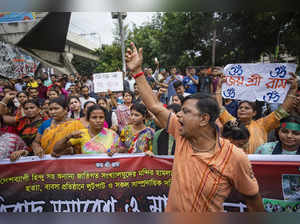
[{"left": 0, "top": 154, "right": 300, "bottom": 212}]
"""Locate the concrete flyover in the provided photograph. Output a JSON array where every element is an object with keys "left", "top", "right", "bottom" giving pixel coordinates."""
[{"left": 0, "top": 12, "right": 99, "bottom": 75}]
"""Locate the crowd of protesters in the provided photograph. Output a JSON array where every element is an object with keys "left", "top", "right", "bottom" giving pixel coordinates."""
[
  {"left": 0, "top": 56, "right": 299, "bottom": 162},
  {"left": 0, "top": 41, "right": 300, "bottom": 212}
]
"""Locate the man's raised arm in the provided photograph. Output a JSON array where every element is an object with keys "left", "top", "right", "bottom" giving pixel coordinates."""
[{"left": 126, "top": 42, "right": 170, "bottom": 128}]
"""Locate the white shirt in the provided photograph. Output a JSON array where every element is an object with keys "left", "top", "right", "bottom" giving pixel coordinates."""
[
  {"left": 111, "top": 111, "right": 118, "bottom": 127},
  {"left": 83, "top": 80, "right": 94, "bottom": 93},
  {"left": 79, "top": 96, "right": 97, "bottom": 109},
  {"left": 125, "top": 77, "right": 135, "bottom": 92}
]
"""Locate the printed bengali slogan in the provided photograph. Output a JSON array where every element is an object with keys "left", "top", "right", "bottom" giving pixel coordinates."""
[
  {"left": 222, "top": 64, "right": 296, "bottom": 104},
  {"left": 1, "top": 154, "right": 300, "bottom": 212}
]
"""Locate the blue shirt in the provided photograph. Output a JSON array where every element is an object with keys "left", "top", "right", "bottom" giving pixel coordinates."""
[
  {"left": 38, "top": 119, "right": 52, "bottom": 135},
  {"left": 164, "top": 75, "right": 183, "bottom": 100},
  {"left": 15, "top": 83, "right": 25, "bottom": 92},
  {"left": 183, "top": 75, "right": 198, "bottom": 94}
]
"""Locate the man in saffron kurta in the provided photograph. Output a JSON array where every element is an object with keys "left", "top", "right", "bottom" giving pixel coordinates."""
[{"left": 166, "top": 113, "right": 259, "bottom": 212}]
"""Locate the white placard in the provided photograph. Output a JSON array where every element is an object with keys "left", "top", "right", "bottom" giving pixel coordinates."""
[
  {"left": 222, "top": 63, "right": 297, "bottom": 104},
  {"left": 93, "top": 72, "right": 124, "bottom": 93}
]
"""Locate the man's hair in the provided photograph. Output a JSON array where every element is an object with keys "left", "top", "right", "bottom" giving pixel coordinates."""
[
  {"left": 28, "top": 87, "right": 38, "bottom": 92},
  {"left": 48, "top": 88, "right": 60, "bottom": 95},
  {"left": 173, "top": 80, "right": 183, "bottom": 89},
  {"left": 182, "top": 93, "right": 220, "bottom": 128},
  {"left": 81, "top": 85, "right": 89, "bottom": 91}
]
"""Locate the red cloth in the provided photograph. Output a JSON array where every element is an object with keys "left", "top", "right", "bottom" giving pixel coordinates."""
[{"left": 38, "top": 85, "right": 48, "bottom": 99}]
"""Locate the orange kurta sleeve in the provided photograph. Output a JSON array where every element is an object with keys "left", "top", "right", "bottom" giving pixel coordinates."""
[
  {"left": 219, "top": 108, "right": 236, "bottom": 125},
  {"left": 256, "top": 111, "right": 280, "bottom": 133},
  {"left": 231, "top": 147, "right": 259, "bottom": 196}
]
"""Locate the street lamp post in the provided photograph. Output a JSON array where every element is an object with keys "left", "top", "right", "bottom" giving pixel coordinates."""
[
  {"left": 212, "top": 12, "right": 218, "bottom": 67},
  {"left": 275, "top": 29, "right": 283, "bottom": 62},
  {"left": 112, "top": 12, "right": 127, "bottom": 73}
]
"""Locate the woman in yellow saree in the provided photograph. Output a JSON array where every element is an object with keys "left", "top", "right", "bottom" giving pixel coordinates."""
[
  {"left": 52, "top": 104, "right": 121, "bottom": 156},
  {"left": 32, "top": 97, "right": 85, "bottom": 156}
]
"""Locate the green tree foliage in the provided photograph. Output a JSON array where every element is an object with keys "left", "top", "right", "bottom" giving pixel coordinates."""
[
  {"left": 125, "top": 21, "right": 162, "bottom": 69},
  {"left": 215, "top": 12, "right": 298, "bottom": 65},
  {"left": 73, "top": 12, "right": 300, "bottom": 75},
  {"left": 283, "top": 12, "right": 300, "bottom": 62},
  {"left": 94, "top": 44, "right": 122, "bottom": 73},
  {"left": 72, "top": 55, "right": 98, "bottom": 75}
]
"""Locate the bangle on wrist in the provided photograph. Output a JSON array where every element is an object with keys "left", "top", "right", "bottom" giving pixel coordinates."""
[
  {"left": 288, "top": 94, "right": 296, "bottom": 98},
  {"left": 132, "top": 71, "right": 144, "bottom": 79}
]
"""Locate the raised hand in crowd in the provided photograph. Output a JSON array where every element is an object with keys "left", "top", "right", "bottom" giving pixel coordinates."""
[
  {"left": 0, "top": 91, "right": 16, "bottom": 115},
  {"left": 214, "top": 72, "right": 226, "bottom": 106},
  {"left": 1, "top": 91, "right": 16, "bottom": 104},
  {"left": 157, "top": 87, "right": 167, "bottom": 101},
  {"left": 125, "top": 42, "right": 143, "bottom": 73},
  {"left": 126, "top": 42, "right": 170, "bottom": 129},
  {"left": 107, "top": 89, "right": 117, "bottom": 109},
  {"left": 281, "top": 72, "right": 299, "bottom": 113},
  {"left": 287, "top": 72, "right": 298, "bottom": 90}
]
